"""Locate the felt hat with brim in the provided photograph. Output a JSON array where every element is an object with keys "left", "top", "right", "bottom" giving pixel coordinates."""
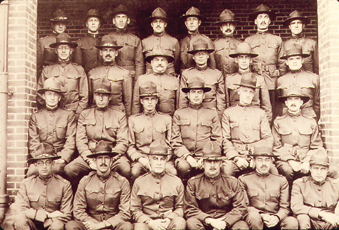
[
  {"left": 215, "top": 9, "right": 237, "bottom": 24},
  {"left": 283, "top": 10, "right": 310, "bottom": 27},
  {"left": 50, "top": 9, "right": 68, "bottom": 22},
  {"left": 49, "top": 34, "right": 77, "bottom": 48},
  {"left": 309, "top": 148, "right": 330, "bottom": 167},
  {"left": 139, "top": 81, "right": 159, "bottom": 98},
  {"left": 112, "top": 4, "right": 129, "bottom": 17},
  {"left": 144, "top": 46, "right": 174, "bottom": 63},
  {"left": 182, "top": 77, "right": 211, "bottom": 93},
  {"left": 38, "top": 77, "right": 65, "bottom": 94},
  {"left": 180, "top": 6, "right": 205, "bottom": 20},
  {"left": 28, "top": 143, "right": 60, "bottom": 164},
  {"left": 93, "top": 78, "right": 112, "bottom": 94},
  {"left": 278, "top": 87, "right": 310, "bottom": 104},
  {"left": 84, "top": 9, "right": 102, "bottom": 22},
  {"left": 202, "top": 141, "right": 224, "bottom": 160},
  {"left": 251, "top": 145, "right": 276, "bottom": 157},
  {"left": 235, "top": 73, "right": 259, "bottom": 89},
  {"left": 280, "top": 44, "right": 310, "bottom": 59},
  {"left": 229, "top": 43, "right": 258, "bottom": 58},
  {"left": 95, "top": 35, "right": 123, "bottom": 49},
  {"left": 250, "top": 4, "right": 276, "bottom": 21},
  {"left": 87, "top": 140, "right": 119, "bottom": 158},
  {"left": 187, "top": 39, "right": 214, "bottom": 54},
  {"left": 147, "top": 140, "right": 171, "bottom": 156},
  {"left": 149, "top": 7, "right": 169, "bottom": 22}
]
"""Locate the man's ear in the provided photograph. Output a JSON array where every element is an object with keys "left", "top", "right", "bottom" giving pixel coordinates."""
[{"left": 127, "top": 18, "right": 130, "bottom": 25}]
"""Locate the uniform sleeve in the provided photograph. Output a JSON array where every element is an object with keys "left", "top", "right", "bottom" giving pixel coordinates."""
[
  {"left": 178, "top": 72, "right": 189, "bottom": 109},
  {"left": 275, "top": 177, "right": 290, "bottom": 220},
  {"left": 313, "top": 74, "right": 320, "bottom": 120},
  {"left": 131, "top": 180, "right": 152, "bottom": 223},
  {"left": 216, "top": 71, "right": 226, "bottom": 120},
  {"left": 37, "top": 67, "right": 47, "bottom": 107},
  {"left": 174, "top": 40, "right": 181, "bottom": 75},
  {"left": 258, "top": 110, "right": 273, "bottom": 146},
  {"left": 37, "top": 38, "right": 44, "bottom": 81},
  {"left": 56, "top": 181, "right": 73, "bottom": 222},
  {"left": 277, "top": 37, "right": 285, "bottom": 77},
  {"left": 74, "top": 40, "right": 82, "bottom": 66},
  {"left": 28, "top": 114, "right": 40, "bottom": 156},
  {"left": 112, "top": 113, "right": 128, "bottom": 155},
  {"left": 167, "top": 180, "right": 184, "bottom": 219},
  {"left": 123, "top": 71, "right": 133, "bottom": 117},
  {"left": 132, "top": 78, "right": 141, "bottom": 115},
  {"left": 76, "top": 67, "right": 89, "bottom": 116},
  {"left": 313, "top": 41, "right": 319, "bottom": 74},
  {"left": 207, "top": 38, "right": 216, "bottom": 69},
  {"left": 211, "top": 110, "right": 222, "bottom": 147},
  {"left": 221, "top": 110, "right": 238, "bottom": 159},
  {"left": 59, "top": 112, "right": 76, "bottom": 163},
  {"left": 272, "top": 119, "right": 292, "bottom": 161},
  {"left": 171, "top": 111, "right": 190, "bottom": 159},
  {"left": 258, "top": 76, "right": 272, "bottom": 123},
  {"left": 76, "top": 111, "right": 92, "bottom": 160},
  {"left": 127, "top": 117, "right": 143, "bottom": 161},
  {"left": 135, "top": 38, "right": 145, "bottom": 79},
  {"left": 303, "top": 120, "right": 323, "bottom": 163}
]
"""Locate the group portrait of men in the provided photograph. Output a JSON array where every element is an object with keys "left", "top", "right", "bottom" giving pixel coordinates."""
[{"left": 7, "top": 2, "right": 338, "bottom": 230}]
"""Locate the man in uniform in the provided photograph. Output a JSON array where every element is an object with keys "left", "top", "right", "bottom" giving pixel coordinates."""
[
  {"left": 74, "top": 9, "right": 102, "bottom": 74},
  {"left": 273, "top": 87, "right": 323, "bottom": 182},
  {"left": 131, "top": 140, "right": 186, "bottom": 230},
  {"left": 184, "top": 141, "right": 249, "bottom": 230},
  {"left": 142, "top": 7, "right": 180, "bottom": 75},
  {"left": 283, "top": 10, "right": 318, "bottom": 74},
  {"left": 179, "top": 38, "right": 225, "bottom": 119},
  {"left": 128, "top": 81, "right": 176, "bottom": 182},
  {"left": 245, "top": 4, "right": 284, "bottom": 115},
  {"left": 179, "top": 6, "right": 215, "bottom": 72},
  {"left": 227, "top": 42, "right": 272, "bottom": 122},
  {"left": 222, "top": 74, "right": 273, "bottom": 177},
  {"left": 65, "top": 141, "right": 132, "bottom": 230},
  {"left": 88, "top": 35, "right": 132, "bottom": 116},
  {"left": 109, "top": 4, "right": 144, "bottom": 83},
  {"left": 64, "top": 78, "right": 130, "bottom": 185},
  {"left": 38, "top": 34, "right": 88, "bottom": 120},
  {"left": 132, "top": 46, "right": 179, "bottom": 116},
  {"left": 37, "top": 9, "right": 70, "bottom": 80},
  {"left": 239, "top": 145, "right": 298, "bottom": 229},
  {"left": 277, "top": 44, "right": 320, "bottom": 120},
  {"left": 13, "top": 143, "right": 73, "bottom": 230},
  {"left": 28, "top": 77, "right": 76, "bottom": 177},
  {"left": 291, "top": 149, "right": 339, "bottom": 229},
  {"left": 214, "top": 9, "right": 242, "bottom": 76},
  {"left": 172, "top": 77, "right": 222, "bottom": 180}
]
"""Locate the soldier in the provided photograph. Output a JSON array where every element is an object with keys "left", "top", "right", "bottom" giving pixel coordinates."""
[
  {"left": 277, "top": 44, "right": 320, "bottom": 120},
  {"left": 12, "top": 143, "right": 73, "bottom": 230},
  {"left": 37, "top": 9, "right": 71, "bottom": 80},
  {"left": 38, "top": 34, "right": 88, "bottom": 120},
  {"left": 28, "top": 77, "right": 76, "bottom": 177},
  {"left": 132, "top": 46, "right": 179, "bottom": 116},
  {"left": 88, "top": 35, "right": 132, "bottom": 116},
  {"left": 65, "top": 141, "right": 132, "bottom": 230},
  {"left": 245, "top": 4, "right": 284, "bottom": 115},
  {"left": 172, "top": 77, "right": 222, "bottom": 180},
  {"left": 184, "top": 141, "right": 249, "bottom": 230},
  {"left": 283, "top": 10, "right": 318, "bottom": 74},
  {"left": 128, "top": 81, "right": 176, "bottom": 182},
  {"left": 109, "top": 4, "right": 144, "bottom": 83},
  {"left": 222, "top": 74, "right": 273, "bottom": 177},
  {"left": 214, "top": 9, "right": 242, "bottom": 76},
  {"left": 142, "top": 7, "right": 180, "bottom": 75},
  {"left": 179, "top": 38, "right": 226, "bottom": 119},
  {"left": 227, "top": 42, "right": 272, "bottom": 122},
  {"left": 273, "top": 87, "right": 323, "bottom": 182},
  {"left": 239, "top": 145, "right": 298, "bottom": 229},
  {"left": 74, "top": 9, "right": 102, "bottom": 74},
  {"left": 131, "top": 140, "right": 186, "bottom": 230},
  {"left": 179, "top": 6, "right": 215, "bottom": 71},
  {"left": 291, "top": 149, "right": 339, "bottom": 229},
  {"left": 64, "top": 78, "right": 130, "bottom": 185}
]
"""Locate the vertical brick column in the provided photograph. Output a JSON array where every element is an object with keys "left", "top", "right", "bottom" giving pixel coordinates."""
[
  {"left": 7, "top": 0, "right": 37, "bottom": 201},
  {"left": 317, "top": 0, "right": 339, "bottom": 164}
]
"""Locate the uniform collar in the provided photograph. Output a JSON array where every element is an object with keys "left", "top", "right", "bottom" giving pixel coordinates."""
[
  {"left": 58, "top": 59, "right": 71, "bottom": 66},
  {"left": 189, "top": 103, "right": 203, "bottom": 110},
  {"left": 88, "top": 31, "right": 99, "bottom": 37},
  {"left": 103, "top": 61, "right": 116, "bottom": 66},
  {"left": 151, "top": 171, "right": 166, "bottom": 179},
  {"left": 144, "top": 110, "right": 157, "bottom": 116},
  {"left": 154, "top": 31, "right": 166, "bottom": 37},
  {"left": 39, "top": 174, "right": 53, "bottom": 184},
  {"left": 290, "top": 68, "right": 302, "bottom": 74},
  {"left": 196, "top": 64, "right": 208, "bottom": 71},
  {"left": 255, "top": 170, "right": 270, "bottom": 177},
  {"left": 257, "top": 28, "right": 268, "bottom": 34},
  {"left": 311, "top": 177, "right": 327, "bottom": 186},
  {"left": 205, "top": 173, "right": 222, "bottom": 183},
  {"left": 46, "top": 105, "right": 59, "bottom": 112},
  {"left": 288, "top": 110, "right": 301, "bottom": 117},
  {"left": 114, "top": 28, "right": 128, "bottom": 34},
  {"left": 238, "top": 102, "right": 252, "bottom": 107},
  {"left": 291, "top": 33, "right": 303, "bottom": 39},
  {"left": 238, "top": 69, "right": 251, "bottom": 74},
  {"left": 96, "top": 106, "right": 109, "bottom": 112},
  {"left": 188, "top": 30, "right": 200, "bottom": 36}
]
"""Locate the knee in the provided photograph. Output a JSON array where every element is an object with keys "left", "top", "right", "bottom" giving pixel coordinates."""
[
  {"left": 278, "top": 162, "right": 294, "bottom": 180},
  {"left": 297, "top": 214, "right": 311, "bottom": 229},
  {"left": 131, "top": 163, "right": 145, "bottom": 182},
  {"left": 221, "top": 160, "right": 236, "bottom": 176},
  {"left": 245, "top": 208, "right": 263, "bottom": 229},
  {"left": 231, "top": 220, "right": 249, "bottom": 230},
  {"left": 175, "top": 159, "right": 191, "bottom": 179},
  {"left": 171, "top": 217, "right": 186, "bottom": 230},
  {"left": 281, "top": 216, "right": 298, "bottom": 230},
  {"left": 117, "top": 221, "right": 133, "bottom": 230},
  {"left": 26, "top": 164, "right": 38, "bottom": 177},
  {"left": 133, "top": 222, "right": 149, "bottom": 230},
  {"left": 166, "top": 162, "right": 177, "bottom": 176},
  {"left": 13, "top": 213, "right": 29, "bottom": 230},
  {"left": 186, "top": 217, "right": 204, "bottom": 230},
  {"left": 49, "top": 220, "right": 65, "bottom": 230},
  {"left": 53, "top": 162, "right": 66, "bottom": 175},
  {"left": 65, "top": 221, "right": 84, "bottom": 230}
]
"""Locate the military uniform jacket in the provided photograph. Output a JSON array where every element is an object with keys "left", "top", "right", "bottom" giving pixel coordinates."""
[
  {"left": 222, "top": 104, "right": 273, "bottom": 160},
  {"left": 291, "top": 176, "right": 339, "bottom": 219},
  {"left": 142, "top": 32, "right": 180, "bottom": 75},
  {"left": 239, "top": 172, "right": 290, "bottom": 220},
  {"left": 15, "top": 174, "right": 73, "bottom": 223},
  {"left": 272, "top": 112, "right": 323, "bottom": 162},
  {"left": 74, "top": 33, "right": 102, "bottom": 73},
  {"left": 132, "top": 73, "right": 179, "bottom": 116},
  {"left": 245, "top": 32, "right": 284, "bottom": 90},
  {"left": 180, "top": 31, "right": 216, "bottom": 71},
  {"left": 214, "top": 36, "right": 242, "bottom": 75},
  {"left": 28, "top": 108, "right": 76, "bottom": 163},
  {"left": 131, "top": 172, "right": 184, "bottom": 223},
  {"left": 226, "top": 70, "right": 272, "bottom": 122},
  {"left": 277, "top": 70, "right": 320, "bottom": 119},
  {"left": 76, "top": 107, "right": 128, "bottom": 161},
  {"left": 184, "top": 173, "right": 247, "bottom": 227},
  {"left": 38, "top": 62, "right": 89, "bottom": 116},
  {"left": 88, "top": 64, "right": 132, "bottom": 116},
  {"left": 74, "top": 171, "right": 131, "bottom": 227},
  {"left": 109, "top": 29, "right": 145, "bottom": 78},
  {"left": 128, "top": 111, "right": 172, "bottom": 162},
  {"left": 172, "top": 105, "right": 222, "bottom": 159},
  {"left": 179, "top": 66, "right": 226, "bottom": 119}
]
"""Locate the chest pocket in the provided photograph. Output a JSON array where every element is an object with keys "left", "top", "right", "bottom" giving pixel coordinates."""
[
  {"left": 56, "top": 126, "right": 66, "bottom": 140},
  {"left": 230, "top": 122, "right": 239, "bottom": 138},
  {"left": 155, "top": 125, "right": 167, "bottom": 141},
  {"left": 137, "top": 188, "right": 154, "bottom": 204},
  {"left": 106, "top": 124, "right": 119, "bottom": 137},
  {"left": 47, "top": 195, "right": 62, "bottom": 210},
  {"left": 277, "top": 125, "right": 292, "bottom": 135},
  {"left": 268, "top": 190, "right": 280, "bottom": 203},
  {"left": 65, "top": 74, "right": 80, "bottom": 92},
  {"left": 179, "top": 120, "right": 191, "bottom": 138},
  {"left": 200, "top": 121, "right": 213, "bottom": 134},
  {"left": 105, "top": 188, "right": 121, "bottom": 208},
  {"left": 298, "top": 126, "right": 313, "bottom": 147},
  {"left": 249, "top": 40, "right": 260, "bottom": 50},
  {"left": 38, "top": 125, "right": 48, "bottom": 141},
  {"left": 267, "top": 41, "right": 279, "bottom": 49},
  {"left": 121, "top": 42, "right": 137, "bottom": 60}
]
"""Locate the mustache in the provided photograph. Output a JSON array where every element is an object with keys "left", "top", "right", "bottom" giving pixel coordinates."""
[
  {"left": 225, "top": 29, "right": 232, "bottom": 32},
  {"left": 100, "top": 163, "right": 108, "bottom": 167},
  {"left": 260, "top": 21, "right": 267, "bottom": 25},
  {"left": 105, "top": 55, "right": 112, "bottom": 58}
]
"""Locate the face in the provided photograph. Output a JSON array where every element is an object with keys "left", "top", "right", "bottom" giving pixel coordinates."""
[
  {"left": 220, "top": 22, "right": 235, "bottom": 36},
  {"left": 235, "top": 55, "right": 252, "bottom": 70},
  {"left": 285, "top": 55, "right": 303, "bottom": 71},
  {"left": 35, "top": 159, "right": 54, "bottom": 177},
  {"left": 56, "top": 44, "right": 72, "bottom": 61},
  {"left": 94, "top": 155, "right": 112, "bottom": 174},
  {"left": 100, "top": 47, "right": 118, "bottom": 63},
  {"left": 151, "top": 19, "right": 167, "bottom": 34},
  {"left": 203, "top": 159, "right": 222, "bottom": 178},
  {"left": 238, "top": 86, "right": 255, "bottom": 106},
  {"left": 149, "top": 155, "right": 167, "bottom": 174},
  {"left": 94, "top": 93, "right": 111, "bottom": 109},
  {"left": 113, "top": 14, "right": 130, "bottom": 30},
  {"left": 254, "top": 156, "right": 272, "bottom": 174},
  {"left": 193, "top": 51, "right": 209, "bottom": 66},
  {"left": 285, "top": 96, "right": 303, "bottom": 113},
  {"left": 86, "top": 17, "right": 101, "bottom": 33},
  {"left": 310, "top": 164, "right": 329, "bottom": 183},
  {"left": 43, "top": 91, "right": 61, "bottom": 108},
  {"left": 255, "top": 13, "right": 271, "bottom": 30},
  {"left": 188, "top": 89, "right": 205, "bottom": 105},
  {"left": 289, "top": 19, "right": 304, "bottom": 35},
  {"left": 185, "top": 16, "right": 201, "bottom": 32},
  {"left": 52, "top": 22, "right": 67, "bottom": 34},
  {"left": 150, "top": 56, "right": 169, "bottom": 74},
  {"left": 140, "top": 96, "right": 158, "bottom": 113}
]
